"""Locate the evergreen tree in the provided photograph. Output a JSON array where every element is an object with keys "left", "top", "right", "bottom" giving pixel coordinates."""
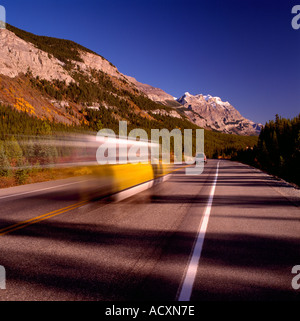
[
  {"left": 4, "top": 136, "right": 23, "bottom": 165},
  {"left": 0, "top": 141, "right": 11, "bottom": 177}
]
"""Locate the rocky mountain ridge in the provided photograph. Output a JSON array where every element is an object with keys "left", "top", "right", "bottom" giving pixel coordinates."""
[
  {"left": 0, "top": 25, "right": 261, "bottom": 135},
  {"left": 0, "top": 28, "right": 73, "bottom": 83},
  {"left": 176, "top": 92, "right": 262, "bottom": 135}
]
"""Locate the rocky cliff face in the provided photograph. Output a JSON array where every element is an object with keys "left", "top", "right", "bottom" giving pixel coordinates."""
[
  {"left": 125, "top": 75, "right": 178, "bottom": 104},
  {"left": 0, "top": 29, "right": 73, "bottom": 83},
  {"left": 0, "top": 27, "right": 144, "bottom": 124},
  {"left": 0, "top": 28, "right": 127, "bottom": 84},
  {"left": 77, "top": 51, "right": 126, "bottom": 80},
  {"left": 176, "top": 92, "right": 262, "bottom": 135}
]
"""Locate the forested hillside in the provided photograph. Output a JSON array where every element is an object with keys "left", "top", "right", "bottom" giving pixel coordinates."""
[
  {"left": 0, "top": 102, "right": 257, "bottom": 157},
  {"left": 234, "top": 114, "right": 300, "bottom": 186}
]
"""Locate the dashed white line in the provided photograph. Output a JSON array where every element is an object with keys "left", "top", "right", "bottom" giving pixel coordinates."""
[{"left": 178, "top": 161, "right": 220, "bottom": 301}]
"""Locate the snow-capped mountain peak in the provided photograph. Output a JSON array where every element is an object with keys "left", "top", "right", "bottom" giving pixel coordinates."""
[{"left": 176, "top": 92, "right": 262, "bottom": 135}]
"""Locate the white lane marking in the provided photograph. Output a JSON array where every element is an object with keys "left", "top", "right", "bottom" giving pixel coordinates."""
[
  {"left": 0, "top": 180, "right": 88, "bottom": 200},
  {"left": 178, "top": 161, "right": 220, "bottom": 301}
]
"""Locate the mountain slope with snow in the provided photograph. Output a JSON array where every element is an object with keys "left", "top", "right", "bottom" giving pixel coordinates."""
[{"left": 176, "top": 92, "right": 262, "bottom": 135}]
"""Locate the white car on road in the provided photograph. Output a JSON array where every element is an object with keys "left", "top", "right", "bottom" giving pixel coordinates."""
[{"left": 195, "top": 152, "right": 207, "bottom": 164}]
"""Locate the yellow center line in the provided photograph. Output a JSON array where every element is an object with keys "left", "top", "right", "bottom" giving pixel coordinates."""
[{"left": 0, "top": 200, "right": 88, "bottom": 237}]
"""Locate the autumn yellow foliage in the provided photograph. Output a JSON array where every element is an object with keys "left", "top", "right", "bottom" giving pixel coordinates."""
[{"left": 14, "top": 97, "right": 36, "bottom": 115}]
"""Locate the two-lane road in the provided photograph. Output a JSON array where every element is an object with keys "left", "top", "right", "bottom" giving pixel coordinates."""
[{"left": 0, "top": 160, "right": 299, "bottom": 301}]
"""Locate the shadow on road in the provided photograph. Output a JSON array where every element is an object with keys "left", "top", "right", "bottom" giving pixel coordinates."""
[
  {"left": 0, "top": 160, "right": 299, "bottom": 301},
  {"left": 0, "top": 216, "right": 299, "bottom": 301}
]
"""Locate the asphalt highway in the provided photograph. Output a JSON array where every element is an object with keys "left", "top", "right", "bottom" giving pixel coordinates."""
[{"left": 0, "top": 160, "right": 299, "bottom": 301}]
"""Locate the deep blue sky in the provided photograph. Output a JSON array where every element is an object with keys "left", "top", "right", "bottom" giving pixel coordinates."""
[{"left": 1, "top": 0, "right": 299, "bottom": 124}]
